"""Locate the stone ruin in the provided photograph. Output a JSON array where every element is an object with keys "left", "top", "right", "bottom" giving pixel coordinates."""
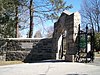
[{"left": 0, "top": 10, "right": 81, "bottom": 62}]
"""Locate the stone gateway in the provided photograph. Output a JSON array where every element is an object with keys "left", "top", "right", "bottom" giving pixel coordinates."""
[
  {"left": 0, "top": 10, "right": 81, "bottom": 62},
  {"left": 53, "top": 10, "right": 81, "bottom": 61}
]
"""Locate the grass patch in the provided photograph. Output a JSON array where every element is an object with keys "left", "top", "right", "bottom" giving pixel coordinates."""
[{"left": 0, "top": 61, "right": 23, "bottom": 66}]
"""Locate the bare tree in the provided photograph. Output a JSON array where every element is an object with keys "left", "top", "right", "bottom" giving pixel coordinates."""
[
  {"left": 15, "top": 5, "right": 19, "bottom": 38},
  {"left": 45, "top": 26, "right": 54, "bottom": 38},
  {"left": 0, "top": 0, "right": 72, "bottom": 38},
  {"left": 34, "top": 30, "right": 42, "bottom": 38},
  {"left": 29, "top": 0, "right": 34, "bottom": 38},
  {"left": 80, "top": 0, "right": 100, "bottom": 32},
  {"left": 27, "top": 0, "right": 72, "bottom": 38}
]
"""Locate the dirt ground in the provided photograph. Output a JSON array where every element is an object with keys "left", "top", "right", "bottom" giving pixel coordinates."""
[{"left": 0, "top": 61, "right": 23, "bottom": 66}]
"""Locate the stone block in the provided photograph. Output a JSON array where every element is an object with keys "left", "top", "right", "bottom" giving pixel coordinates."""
[
  {"left": 65, "top": 55, "right": 75, "bottom": 62},
  {"left": 6, "top": 51, "right": 30, "bottom": 61}
]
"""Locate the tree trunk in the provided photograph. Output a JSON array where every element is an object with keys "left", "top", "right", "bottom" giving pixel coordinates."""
[
  {"left": 98, "top": 26, "right": 100, "bottom": 32},
  {"left": 29, "top": 0, "right": 34, "bottom": 38},
  {"left": 97, "top": 16, "right": 99, "bottom": 32},
  {"left": 15, "top": 5, "right": 18, "bottom": 38}
]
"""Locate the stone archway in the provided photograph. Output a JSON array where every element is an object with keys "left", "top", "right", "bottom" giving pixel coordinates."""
[{"left": 53, "top": 10, "right": 81, "bottom": 61}]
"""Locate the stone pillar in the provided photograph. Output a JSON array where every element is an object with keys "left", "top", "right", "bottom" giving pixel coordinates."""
[{"left": 53, "top": 11, "right": 81, "bottom": 62}]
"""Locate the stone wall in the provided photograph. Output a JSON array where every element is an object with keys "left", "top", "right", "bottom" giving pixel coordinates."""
[
  {"left": 24, "top": 38, "right": 55, "bottom": 62},
  {"left": 0, "top": 54, "right": 6, "bottom": 61},
  {"left": 6, "top": 51, "right": 29, "bottom": 61},
  {"left": 0, "top": 38, "right": 55, "bottom": 62}
]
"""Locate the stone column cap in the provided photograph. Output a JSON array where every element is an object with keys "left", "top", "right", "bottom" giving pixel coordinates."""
[{"left": 63, "top": 10, "right": 72, "bottom": 15}]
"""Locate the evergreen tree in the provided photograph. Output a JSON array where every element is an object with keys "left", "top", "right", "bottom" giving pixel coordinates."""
[{"left": 0, "top": 0, "right": 16, "bottom": 38}]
